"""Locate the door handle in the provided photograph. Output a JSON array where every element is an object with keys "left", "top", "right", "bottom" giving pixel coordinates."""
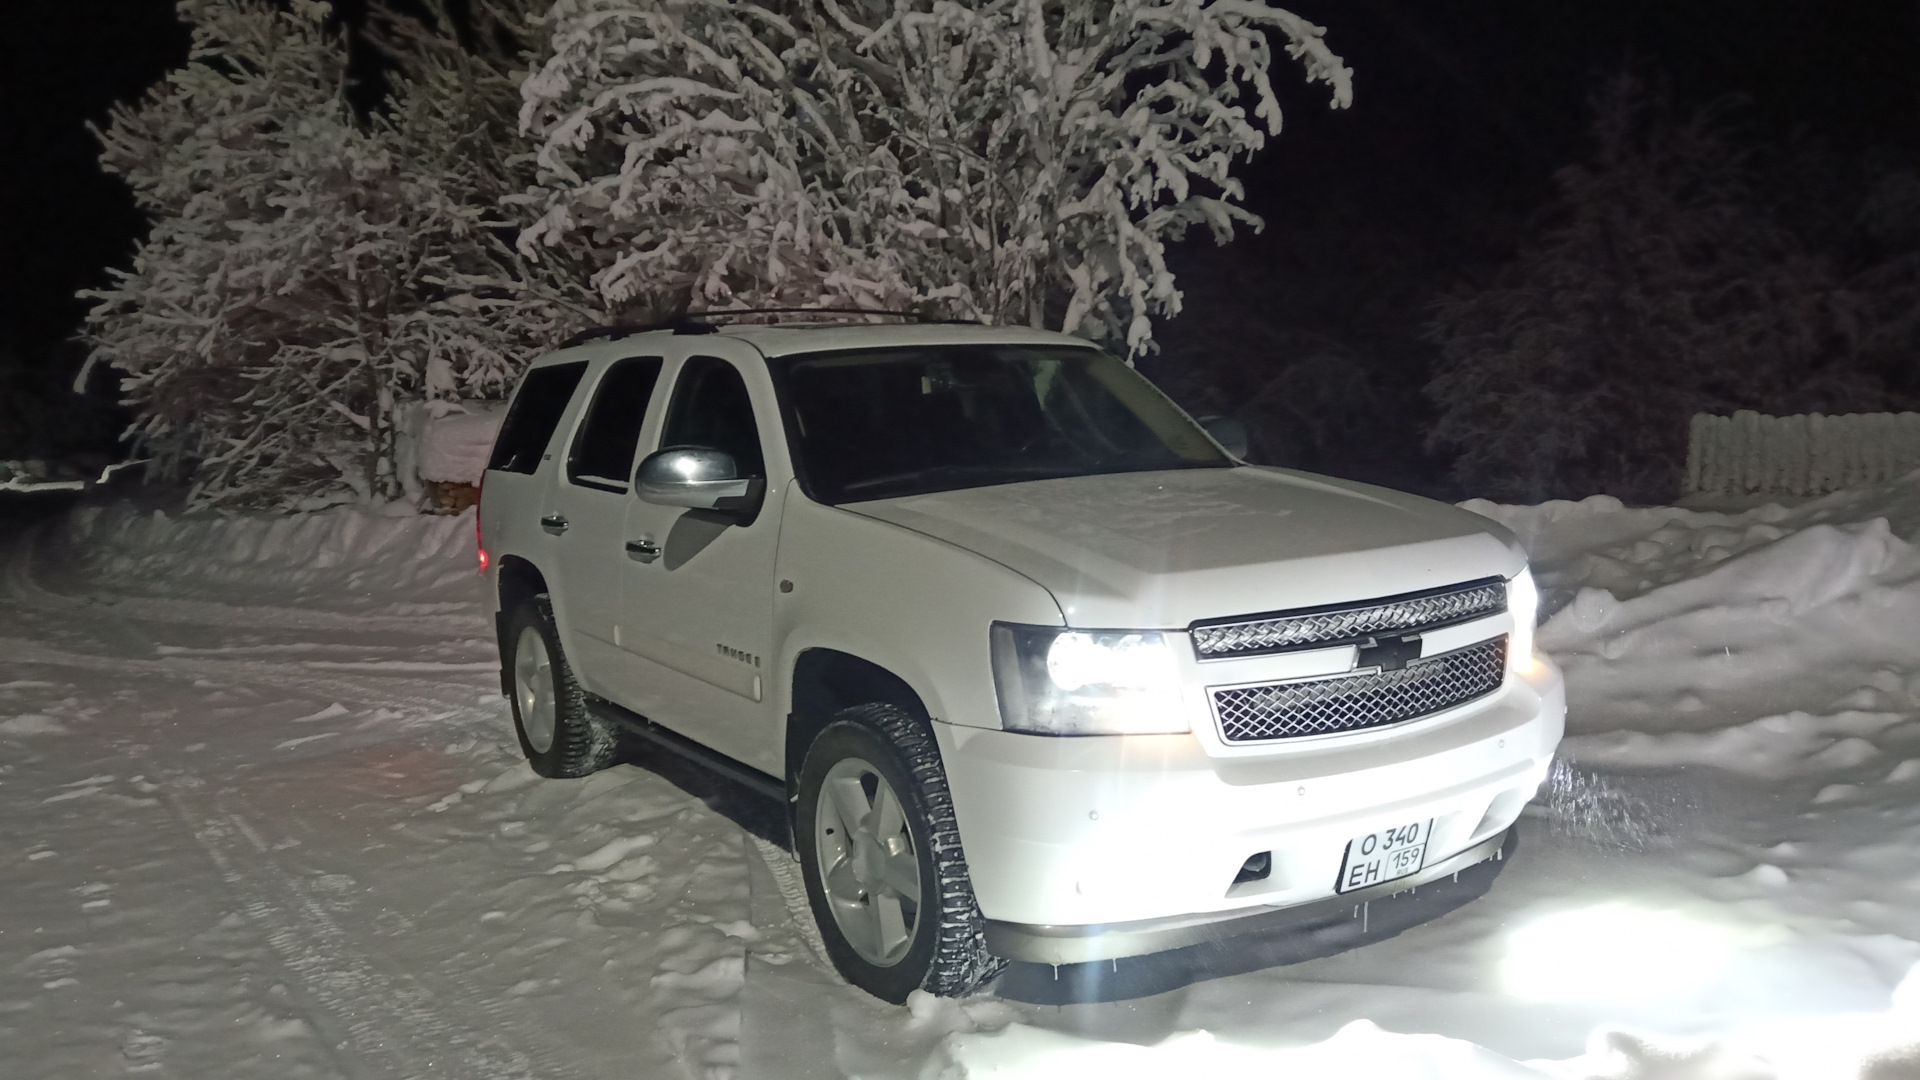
[
  {"left": 626, "top": 538, "right": 661, "bottom": 563},
  {"left": 540, "top": 513, "right": 569, "bottom": 534}
]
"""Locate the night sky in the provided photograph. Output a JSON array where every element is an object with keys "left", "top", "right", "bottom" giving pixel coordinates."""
[
  {"left": 5, "top": 0, "right": 1918, "bottom": 463},
  {"left": 2, "top": 0, "right": 188, "bottom": 354},
  {"left": 1255, "top": 1, "right": 1920, "bottom": 227}
]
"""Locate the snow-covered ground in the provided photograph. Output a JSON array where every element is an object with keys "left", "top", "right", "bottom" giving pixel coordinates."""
[{"left": 3, "top": 481, "right": 1919, "bottom": 1079}]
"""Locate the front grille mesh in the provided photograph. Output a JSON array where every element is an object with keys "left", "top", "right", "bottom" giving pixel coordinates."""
[
  {"left": 1191, "top": 579, "right": 1505, "bottom": 659},
  {"left": 1212, "top": 637, "right": 1507, "bottom": 743}
]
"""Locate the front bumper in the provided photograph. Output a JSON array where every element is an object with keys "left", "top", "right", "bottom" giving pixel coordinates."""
[
  {"left": 933, "top": 656, "right": 1564, "bottom": 962},
  {"left": 986, "top": 827, "right": 1514, "bottom": 965}
]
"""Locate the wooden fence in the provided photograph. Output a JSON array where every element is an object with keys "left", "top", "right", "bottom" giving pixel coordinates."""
[{"left": 1687, "top": 410, "right": 1920, "bottom": 497}]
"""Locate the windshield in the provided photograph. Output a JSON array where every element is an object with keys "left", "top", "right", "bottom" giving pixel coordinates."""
[{"left": 772, "top": 344, "right": 1231, "bottom": 503}]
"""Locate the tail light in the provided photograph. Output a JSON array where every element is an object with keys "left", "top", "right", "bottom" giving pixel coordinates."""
[{"left": 474, "top": 481, "right": 489, "bottom": 573}]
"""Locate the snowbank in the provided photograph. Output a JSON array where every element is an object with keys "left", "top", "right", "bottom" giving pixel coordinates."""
[
  {"left": 60, "top": 503, "right": 482, "bottom": 602},
  {"left": 1471, "top": 479, "right": 1920, "bottom": 762},
  {"left": 1468, "top": 475, "right": 1920, "bottom": 934}
]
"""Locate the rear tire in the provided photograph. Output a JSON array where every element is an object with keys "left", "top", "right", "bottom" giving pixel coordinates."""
[
  {"left": 505, "top": 595, "right": 617, "bottom": 778},
  {"left": 794, "top": 703, "right": 1005, "bottom": 1002}
]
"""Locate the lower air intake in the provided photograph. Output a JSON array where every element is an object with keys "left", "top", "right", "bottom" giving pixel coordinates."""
[{"left": 1212, "top": 637, "right": 1507, "bottom": 743}]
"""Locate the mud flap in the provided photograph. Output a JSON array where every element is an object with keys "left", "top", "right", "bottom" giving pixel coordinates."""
[{"left": 494, "top": 610, "right": 512, "bottom": 696}]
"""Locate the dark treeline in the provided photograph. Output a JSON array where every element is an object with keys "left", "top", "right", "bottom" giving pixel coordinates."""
[{"left": 1151, "top": 0, "right": 1920, "bottom": 503}]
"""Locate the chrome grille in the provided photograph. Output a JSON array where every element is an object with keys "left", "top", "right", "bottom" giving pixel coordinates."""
[
  {"left": 1212, "top": 637, "right": 1507, "bottom": 743},
  {"left": 1191, "top": 579, "right": 1505, "bottom": 659}
]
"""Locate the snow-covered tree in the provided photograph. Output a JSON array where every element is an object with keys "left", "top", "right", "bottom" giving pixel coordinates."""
[
  {"left": 365, "top": 0, "right": 604, "bottom": 403},
  {"left": 518, "top": 0, "right": 1352, "bottom": 356},
  {"left": 82, "top": 0, "right": 594, "bottom": 509},
  {"left": 1424, "top": 73, "right": 1882, "bottom": 504},
  {"left": 80, "top": 0, "right": 374, "bottom": 505}
]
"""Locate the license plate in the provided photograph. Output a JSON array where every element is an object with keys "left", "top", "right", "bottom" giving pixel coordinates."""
[{"left": 1335, "top": 819, "right": 1433, "bottom": 893}]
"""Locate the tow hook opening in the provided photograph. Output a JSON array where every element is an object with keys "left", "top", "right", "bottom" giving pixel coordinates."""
[{"left": 1232, "top": 850, "right": 1272, "bottom": 886}]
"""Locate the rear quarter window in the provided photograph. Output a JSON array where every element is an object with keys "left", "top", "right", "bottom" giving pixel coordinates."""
[{"left": 487, "top": 361, "right": 588, "bottom": 474}]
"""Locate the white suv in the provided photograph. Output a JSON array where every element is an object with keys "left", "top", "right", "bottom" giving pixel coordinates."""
[{"left": 478, "top": 319, "right": 1564, "bottom": 1002}]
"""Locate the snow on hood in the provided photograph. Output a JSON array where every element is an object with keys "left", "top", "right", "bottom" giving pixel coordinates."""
[{"left": 844, "top": 466, "right": 1522, "bottom": 627}]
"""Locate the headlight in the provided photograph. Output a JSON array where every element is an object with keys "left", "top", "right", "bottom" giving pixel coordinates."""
[
  {"left": 990, "top": 623, "right": 1189, "bottom": 735},
  {"left": 1508, "top": 568, "right": 1539, "bottom": 673}
]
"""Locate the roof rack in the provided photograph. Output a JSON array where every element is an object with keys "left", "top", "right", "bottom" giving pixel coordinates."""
[
  {"left": 557, "top": 307, "right": 983, "bottom": 349},
  {"left": 557, "top": 316, "right": 716, "bottom": 349},
  {"left": 697, "top": 306, "right": 924, "bottom": 323}
]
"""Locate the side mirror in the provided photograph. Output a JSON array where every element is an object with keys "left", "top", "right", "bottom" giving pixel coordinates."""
[
  {"left": 634, "top": 447, "right": 765, "bottom": 517},
  {"left": 1198, "top": 415, "right": 1249, "bottom": 460}
]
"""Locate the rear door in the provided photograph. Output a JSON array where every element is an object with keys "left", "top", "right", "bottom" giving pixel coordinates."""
[
  {"left": 482, "top": 357, "right": 589, "bottom": 601},
  {"left": 616, "top": 341, "right": 787, "bottom": 773},
  {"left": 541, "top": 354, "right": 665, "bottom": 695}
]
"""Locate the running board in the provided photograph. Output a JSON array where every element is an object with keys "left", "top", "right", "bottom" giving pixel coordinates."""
[{"left": 585, "top": 697, "right": 787, "bottom": 804}]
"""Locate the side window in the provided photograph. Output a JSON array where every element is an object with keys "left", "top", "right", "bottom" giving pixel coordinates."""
[
  {"left": 567, "top": 356, "right": 664, "bottom": 489},
  {"left": 660, "top": 356, "right": 765, "bottom": 478},
  {"left": 487, "top": 361, "right": 588, "bottom": 474}
]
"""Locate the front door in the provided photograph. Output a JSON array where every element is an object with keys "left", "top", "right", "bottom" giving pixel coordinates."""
[{"left": 617, "top": 348, "right": 785, "bottom": 774}]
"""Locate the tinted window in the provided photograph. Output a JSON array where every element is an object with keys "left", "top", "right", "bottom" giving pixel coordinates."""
[
  {"left": 488, "top": 361, "right": 588, "bottom": 474},
  {"left": 774, "top": 345, "right": 1227, "bottom": 503},
  {"left": 567, "top": 356, "right": 664, "bottom": 488},
  {"left": 660, "top": 357, "right": 765, "bottom": 478}
]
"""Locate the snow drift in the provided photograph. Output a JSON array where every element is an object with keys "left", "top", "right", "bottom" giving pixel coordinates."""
[
  {"left": 59, "top": 503, "right": 481, "bottom": 602},
  {"left": 9, "top": 475, "right": 1920, "bottom": 1079}
]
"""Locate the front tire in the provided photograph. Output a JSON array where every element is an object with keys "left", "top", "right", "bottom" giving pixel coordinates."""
[
  {"left": 505, "top": 595, "right": 617, "bottom": 778},
  {"left": 794, "top": 703, "right": 1005, "bottom": 1002}
]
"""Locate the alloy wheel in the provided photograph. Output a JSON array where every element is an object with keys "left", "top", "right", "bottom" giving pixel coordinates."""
[
  {"left": 513, "top": 625, "right": 557, "bottom": 754},
  {"left": 813, "top": 757, "right": 923, "bottom": 966}
]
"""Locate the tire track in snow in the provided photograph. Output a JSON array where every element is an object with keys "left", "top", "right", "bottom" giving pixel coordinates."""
[
  {"left": 741, "top": 836, "right": 842, "bottom": 1080},
  {"left": 164, "top": 780, "right": 586, "bottom": 1080},
  {"left": 747, "top": 835, "right": 832, "bottom": 970},
  {"left": 0, "top": 636, "right": 485, "bottom": 714},
  {"left": 61, "top": 592, "right": 485, "bottom": 638}
]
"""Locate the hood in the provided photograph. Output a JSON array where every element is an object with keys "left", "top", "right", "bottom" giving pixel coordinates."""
[{"left": 843, "top": 466, "right": 1523, "bottom": 628}]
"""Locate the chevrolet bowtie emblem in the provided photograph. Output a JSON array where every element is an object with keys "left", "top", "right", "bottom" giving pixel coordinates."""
[{"left": 1356, "top": 634, "right": 1422, "bottom": 672}]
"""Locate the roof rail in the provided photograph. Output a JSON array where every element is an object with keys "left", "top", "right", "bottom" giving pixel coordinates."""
[
  {"left": 696, "top": 306, "right": 921, "bottom": 323},
  {"left": 695, "top": 306, "right": 991, "bottom": 326},
  {"left": 557, "top": 307, "right": 987, "bottom": 349},
  {"left": 557, "top": 316, "right": 717, "bottom": 349}
]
